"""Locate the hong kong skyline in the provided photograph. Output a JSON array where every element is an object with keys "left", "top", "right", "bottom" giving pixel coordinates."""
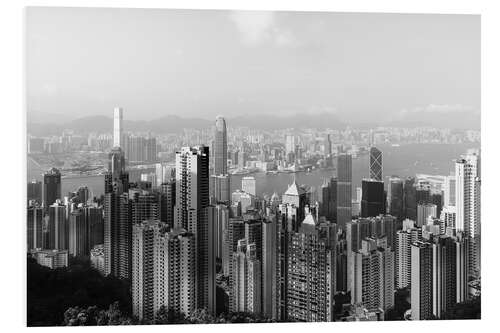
[{"left": 26, "top": 7, "right": 480, "bottom": 327}]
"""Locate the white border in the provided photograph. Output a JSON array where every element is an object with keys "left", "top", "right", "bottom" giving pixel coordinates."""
[{"left": 1, "top": 0, "right": 498, "bottom": 332}]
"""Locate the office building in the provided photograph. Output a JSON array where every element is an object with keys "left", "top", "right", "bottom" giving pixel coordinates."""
[
  {"left": 403, "top": 177, "right": 417, "bottom": 221},
  {"left": 444, "top": 175, "right": 456, "bottom": 207},
  {"left": 213, "top": 116, "right": 228, "bottom": 175},
  {"left": 42, "top": 168, "right": 61, "bottom": 210},
  {"left": 361, "top": 179, "right": 385, "bottom": 218},
  {"left": 242, "top": 176, "right": 256, "bottom": 197},
  {"left": 212, "top": 174, "right": 230, "bottom": 204},
  {"left": 369, "top": 147, "right": 383, "bottom": 181},
  {"left": 388, "top": 176, "right": 404, "bottom": 220},
  {"left": 417, "top": 203, "right": 438, "bottom": 228},
  {"left": 113, "top": 107, "right": 123, "bottom": 148},
  {"left": 337, "top": 153, "right": 352, "bottom": 230},
  {"left": 320, "top": 177, "right": 337, "bottom": 223}
]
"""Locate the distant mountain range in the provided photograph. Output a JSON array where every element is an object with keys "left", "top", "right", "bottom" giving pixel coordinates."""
[
  {"left": 27, "top": 113, "right": 347, "bottom": 136},
  {"left": 26, "top": 108, "right": 480, "bottom": 136}
]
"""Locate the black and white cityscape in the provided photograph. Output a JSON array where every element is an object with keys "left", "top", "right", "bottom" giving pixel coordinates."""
[{"left": 26, "top": 8, "right": 480, "bottom": 326}]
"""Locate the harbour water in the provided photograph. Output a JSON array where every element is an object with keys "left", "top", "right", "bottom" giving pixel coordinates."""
[{"left": 27, "top": 143, "right": 479, "bottom": 199}]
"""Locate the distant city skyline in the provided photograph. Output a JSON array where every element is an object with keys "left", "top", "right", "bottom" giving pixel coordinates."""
[{"left": 27, "top": 8, "right": 480, "bottom": 126}]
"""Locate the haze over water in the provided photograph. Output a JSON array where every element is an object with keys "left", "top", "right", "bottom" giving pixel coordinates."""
[{"left": 28, "top": 143, "right": 479, "bottom": 199}]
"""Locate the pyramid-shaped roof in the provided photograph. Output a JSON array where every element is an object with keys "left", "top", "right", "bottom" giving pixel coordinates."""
[{"left": 284, "top": 180, "right": 306, "bottom": 196}]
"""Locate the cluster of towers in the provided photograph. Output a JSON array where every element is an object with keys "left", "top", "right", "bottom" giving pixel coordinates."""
[{"left": 27, "top": 107, "right": 481, "bottom": 322}]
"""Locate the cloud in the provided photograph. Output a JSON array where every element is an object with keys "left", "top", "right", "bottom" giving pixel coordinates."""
[
  {"left": 228, "top": 11, "right": 297, "bottom": 47},
  {"left": 399, "top": 104, "right": 478, "bottom": 115}
]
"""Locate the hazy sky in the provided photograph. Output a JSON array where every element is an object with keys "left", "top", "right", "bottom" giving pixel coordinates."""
[{"left": 26, "top": 7, "right": 480, "bottom": 123}]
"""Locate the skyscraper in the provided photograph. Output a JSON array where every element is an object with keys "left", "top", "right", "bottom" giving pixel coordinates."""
[
  {"left": 231, "top": 239, "right": 262, "bottom": 315},
  {"left": 432, "top": 236, "right": 457, "bottom": 318},
  {"left": 444, "top": 174, "right": 456, "bottom": 207},
  {"left": 211, "top": 204, "right": 229, "bottom": 259},
  {"left": 403, "top": 177, "right": 417, "bottom": 221},
  {"left": 68, "top": 208, "right": 88, "bottom": 257},
  {"left": 104, "top": 108, "right": 131, "bottom": 279},
  {"left": 320, "top": 178, "right": 337, "bottom": 224},
  {"left": 262, "top": 215, "right": 279, "bottom": 320},
  {"left": 287, "top": 212, "right": 335, "bottom": 322},
  {"left": 223, "top": 217, "right": 245, "bottom": 277},
  {"left": 85, "top": 205, "right": 104, "bottom": 250},
  {"left": 282, "top": 180, "right": 309, "bottom": 228},
  {"left": 361, "top": 179, "right": 385, "bottom": 218},
  {"left": 337, "top": 153, "right": 352, "bottom": 230},
  {"left": 131, "top": 220, "right": 197, "bottom": 320},
  {"left": 159, "top": 179, "right": 176, "bottom": 228},
  {"left": 411, "top": 241, "right": 433, "bottom": 320},
  {"left": 207, "top": 205, "right": 218, "bottom": 314},
  {"left": 455, "top": 153, "right": 480, "bottom": 278},
  {"left": 174, "top": 146, "right": 210, "bottom": 309},
  {"left": 214, "top": 116, "right": 227, "bottom": 175},
  {"left": 42, "top": 168, "right": 61, "bottom": 211},
  {"left": 388, "top": 176, "right": 404, "bottom": 221},
  {"left": 27, "top": 204, "right": 44, "bottom": 250},
  {"left": 350, "top": 237, "right": 394, "bottom": 312},
  {"left": 369, "top": 147, "right": 383, "bottom": 181},
  {"left": 417, "top": 203, "right": 438, "bottom": 227},
  {"left": 242, "top": 176, "right": 256, "bottom": 197},
  {"left": 27, "top": 180, "right": 42, "bottom": 204},
  {"left": 113, "top": 107, "right": 123, "bottom": 148},
  {"left": 47, "top": 201, "right": 67, "bottom": 250},
  {"left": 285, "top": 135, "right": 296, "bottom": 154},
  {"left": 396, "top": 222, "right": 422, "bottom": 289},
  {"left": 212, "top": 174, "right": 230, "bottom": 204},
  {"left": 132, "top": 220, "right": 161, "bottom": 321}
]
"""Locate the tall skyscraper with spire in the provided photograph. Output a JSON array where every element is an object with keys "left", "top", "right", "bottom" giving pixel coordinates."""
[{"left": 214, "top": 116, "right": 227, "bottom": 175}]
